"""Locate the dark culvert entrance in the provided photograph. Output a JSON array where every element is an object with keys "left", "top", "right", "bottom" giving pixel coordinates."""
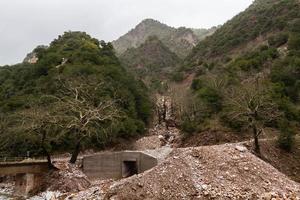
[{"left": 122, "top": 160, "right": 138, "bottom": 178}]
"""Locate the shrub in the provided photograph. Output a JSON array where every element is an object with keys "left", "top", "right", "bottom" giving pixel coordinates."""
[
  {"left": 288, "top": 33, "right": 300, "bottom": 51},
  {"left": 171, "top": 72, "right": 184, "bottom": 82},
  {"left": 197, "top": 87, "right": 222, "bottom": 112},
  {"left": 277, "top": 120, "right": 295, "bottom": 151},
  {"left": 268, "top": 33, "right": 289, "bottom": 47},
  {"left": 191, "top": 79, "right": 204, "bottom": 91},
  {"left": 181, "top": 119, "right": 197, "bottom": 134}
]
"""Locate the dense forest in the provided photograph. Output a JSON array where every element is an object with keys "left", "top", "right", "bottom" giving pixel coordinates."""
[{"left": 0, "top": 32, "right": 152, "bottom": 162}]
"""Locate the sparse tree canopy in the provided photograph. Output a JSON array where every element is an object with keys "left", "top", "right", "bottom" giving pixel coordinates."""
[
  {"left": 51, "top": 77, "right": 122, "bottom": 163},
  {"left": 224, "top": 79, "right": 282, "bottom": 153},
  {"left": 19, "top": 105, "right": 61, "bottom": 168}
]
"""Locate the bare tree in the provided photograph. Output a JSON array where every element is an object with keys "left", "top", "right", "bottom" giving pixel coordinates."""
[
  {"left": 168, "top": 84, "right": 199, "bottom": 122},
  {"left": 53, "top": 77, "right": 121, "bottom": 163},
  {"left": 224, "top": 80, "right": 281, "bottom": 153},
  {"left": 19, "top": 106, "right": 60, "bottom": 168}
]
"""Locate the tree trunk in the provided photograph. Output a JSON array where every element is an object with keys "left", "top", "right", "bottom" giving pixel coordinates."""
[
  {"left": 70, "top": 141, "right": 81, "bottom": 164},
  {"left": 41, "top": 132, "right": 55, "bottom": 169},
  {"left": 253, "top": 126, "right": 260, "bottom": 154},
  {"left": 157, "top": 107, "right": 162, "bottom": 124},
  {"left": 42, "top": 146, "right": 55, "bottom": 169}
]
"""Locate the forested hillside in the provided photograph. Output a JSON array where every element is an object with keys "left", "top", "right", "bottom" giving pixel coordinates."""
[
  {"left": 173, "top": 0, "right": 300, "bottom": 153},
  {"left": 185, "top": 0, "right": 300, "bottom": 67},
  {"left": 120, "top": 36, "right": 181, "bottom": 91},
  {"left": 0, "top": 32, "right": 152, "bottom": 161}
]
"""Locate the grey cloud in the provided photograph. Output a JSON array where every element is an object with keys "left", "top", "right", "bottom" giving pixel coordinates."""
[{"left": 0, "top": 0, "right": 253, "bottom": 65}]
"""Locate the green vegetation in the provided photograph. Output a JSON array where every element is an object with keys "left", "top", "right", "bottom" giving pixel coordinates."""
[
  {"left": 277, "top": 120, "right": 296, "bottom": 152},
  {"left": 120, "top": 36, "right": 181, "bottom": 92},
  {"left": 228, "top": 45, "right": 279, "bottom": 72},
  {"left": 0, "top": 32, "right": 152, "bottom": 161},
  {"left": 176, "top": 0, "right": 300, "bottom": 152},
  {"left": 185, "top": 0, "right": 300, "bottom": 67}
]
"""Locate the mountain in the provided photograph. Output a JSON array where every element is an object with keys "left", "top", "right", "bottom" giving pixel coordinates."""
[
  {"left": 172, "top": 0, "right": 300, "bottom": 153},
  {"left": 23, "top": 45, "right": 47, "bottom": 64},
  {"left": 192, "top": 26, "right": 220, "bottom": 41},
  {"left": 119, "top": 36, "right": 181, "bottom": 91},
  {"left": 185, "top": 0, "right": 300, "bottom": 66},
  {"left": 112, "top": 19, "right": 216, "bottom": 58},
  {"left": 120, "top": 36, "right": 181, "bottom": 78}
]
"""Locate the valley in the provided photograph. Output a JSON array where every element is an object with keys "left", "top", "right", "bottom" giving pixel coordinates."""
[{"left": 0, "top": 0, "right": 300, "bottom": 199}]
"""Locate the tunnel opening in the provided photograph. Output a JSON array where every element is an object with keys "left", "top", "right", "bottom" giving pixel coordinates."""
[{"left": 122, "top": 160, "right": 138, "bottom": 178}]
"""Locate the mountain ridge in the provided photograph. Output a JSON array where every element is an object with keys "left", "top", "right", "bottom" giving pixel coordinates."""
[{"left": 112, "top": 18, "right": 217, "bottom": 58}]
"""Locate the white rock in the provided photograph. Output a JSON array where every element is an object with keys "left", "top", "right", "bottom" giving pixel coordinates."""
[
  {"left": 235, "top": 145, "right": 247, "bottom": 152},
  {"left": 202, "top": 184, "right": 208, "bottom": 190}
]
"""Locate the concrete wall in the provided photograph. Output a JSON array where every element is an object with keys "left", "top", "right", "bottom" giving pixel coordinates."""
[
  {"left": 0, "top": 162, "right": 49, "bottom": 175},
  {"left": 0, "top": 162, "right": 49, "bottom": 197},
  {"left": 83, "top": 151, "right": 157, "bottom": 180},
  {"left": 14, "top": 173, "right": 45, "bottom": 196}
]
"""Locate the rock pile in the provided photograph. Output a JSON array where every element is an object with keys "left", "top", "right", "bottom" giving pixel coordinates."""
[
  {"left": 44, "top": 161, "right": 91, "bottom": 193},
  {"left": 103, "top": 144, "right": 300, "bottom": 199}
]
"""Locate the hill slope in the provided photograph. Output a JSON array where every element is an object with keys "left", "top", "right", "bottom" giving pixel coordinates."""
[
  {"left": 119, "top": 36, "right": 181, "bottom": 88},
  {"left": 185, "top": 0, "right": 300, "bottom": 66},
  {"left": 113, "top": 19, "right": 216, "bottom": 58},
  {"left": 0, "top": 31, "right": 152, "bottom": 157},
  {"left": 171, "top": 0, "right": 300, "bottom": 156}
]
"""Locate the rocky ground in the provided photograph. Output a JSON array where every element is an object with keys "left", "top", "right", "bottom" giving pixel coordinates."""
[
  {"left": 0, "top": 182, "right": 14, "bottom": 197},
  {"left": 104, "top": 144, "right": 300, "bottom": 200},
  {"left": 51, "top": 143, "right": 300, "bottom": 200},
  {"left": 2, "top": 96, "right": 300, "bottom": 199}
]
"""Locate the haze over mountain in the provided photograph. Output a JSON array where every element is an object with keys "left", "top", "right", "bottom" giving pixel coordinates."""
[
  {"left": 0, "top": 0, "right": 253, "bottom": 65},
  {"left": 112, "top": 19, "right": 217, "bottom": 58}
]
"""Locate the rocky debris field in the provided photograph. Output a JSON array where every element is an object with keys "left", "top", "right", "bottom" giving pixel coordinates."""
[
  {"left": 133, "top": 124, "right": 180, "bottom": 151},
  {"left": 10, "top": 143, "right": 300, "bottom": 200},
  {"left": 133, "top": 135, "right": 162, "bottom": 150},
  {"left": 143, "top": 146, "right": 173, "bottom": 163},
  {"left": 0, "top": 182, "right": 14, "bottom": 196},
  {"left": 102, "top": 144, "right": 300, "bottom": 200},
  {"left": 44, "top": 161, "right": 91, "bottom": 193}
]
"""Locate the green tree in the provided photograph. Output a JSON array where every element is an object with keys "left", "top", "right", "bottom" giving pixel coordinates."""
[{"left": 277, "top": 120, "right": 295, "bottom": 152}]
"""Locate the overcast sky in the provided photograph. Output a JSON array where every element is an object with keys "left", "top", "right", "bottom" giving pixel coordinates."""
[{"left": 0, "top": 0, "right": 253, "bottom": 65}]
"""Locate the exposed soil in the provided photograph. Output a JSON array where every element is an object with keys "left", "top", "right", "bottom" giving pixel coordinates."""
[
  {"left": 178, "top": 130, "right": 250, "bottom": 148},
  {"left": 95, "top": 144, "right": 300, "bottom": 199},
  {"left": 43, "top": 161, "right": 91, "bottom": 193},
  {"left": 244, "top": 137, "right": 300, "bottom": 183},
  {"left": 8, "top": 94, "right": 300, "bottom": 200}
]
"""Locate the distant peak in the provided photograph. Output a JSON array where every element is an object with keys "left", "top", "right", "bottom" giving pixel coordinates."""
[
  {"left": 139, "top": 18, "right": 165, "bottom": 26},
  {"left": 141, "top": 18, "right": 158, "bottom": 23}
]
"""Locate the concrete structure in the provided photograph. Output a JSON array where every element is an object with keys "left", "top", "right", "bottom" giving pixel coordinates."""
[
  {"left": 83, "top": 151, "right": 158, "bottom": 180},
  {"left": 0, "top": 161, "right": 49, "bottom": 196},
  {"left": 0, "top": 161, "right": 49, "bottom": 175}
]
